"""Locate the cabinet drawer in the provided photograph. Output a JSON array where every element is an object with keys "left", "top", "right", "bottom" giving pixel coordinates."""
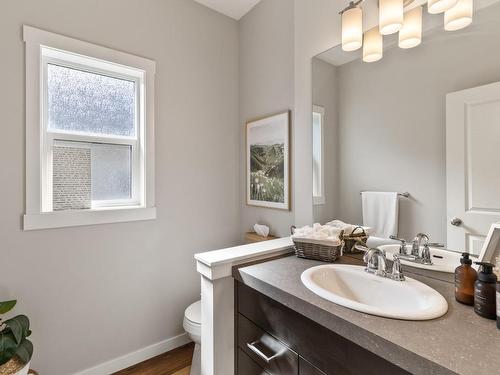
[
  {"left": 238, "top": 314, "right": 298, "bottom": 375},
  {"left": 238, "top": 349, "right": 269, "bottom": 375},
  {"left": 299, "top": 357, "right": 327, "bottom": 375}
]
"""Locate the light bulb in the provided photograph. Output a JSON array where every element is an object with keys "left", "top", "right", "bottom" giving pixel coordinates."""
[
  {"left": 363, "top": 28, "right": 383, "bottom": 62},
  {"left": 428, "top": 0, "right": 459, "bottom": 14},
  {"left": 399, "top": 6, "right": 423, "bottom": 49},
  {"left": 379, "top": 0, "right": 404, "bottom": 35},
  {"left": 444, "top": 0, "right": 473, "bottom": 31},
  {"left": 342, "top": 6, "right": 363, "bottom": 51}
]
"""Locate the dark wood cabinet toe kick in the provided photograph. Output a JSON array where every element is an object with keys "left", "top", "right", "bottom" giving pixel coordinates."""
[{"left": 235, "top": 281, "right": 410, "bottom": 375}]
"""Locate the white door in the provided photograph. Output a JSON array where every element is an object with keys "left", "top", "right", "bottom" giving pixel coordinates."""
[{"left": 446, "top": 81, "right": 500, "bottom": 254}]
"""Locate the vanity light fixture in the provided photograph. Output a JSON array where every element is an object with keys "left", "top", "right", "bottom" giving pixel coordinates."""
[
  {"left": 363, "top": 28, "right": 383, "bottom": 62},
  {"left": 399, "top": 6, "right": 423, "bottom": 48},
  {"left": 341, "top": 1, "right": 364, "bottom": 51},
  {"left": 428, "top": 0, "right": 459, "bottom": 14},
  {"left": 444, "top": 0, "right": 473, "bottom": 31},
  {"left": 379, "top": 0, "right": 404, "bottom": 35},
  {"left": 339, "top": 0, "right": 473, "bottom": 62}
]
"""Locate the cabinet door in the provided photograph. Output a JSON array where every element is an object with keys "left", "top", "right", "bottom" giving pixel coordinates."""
[
  {"left": 299, "top": 357, "right": 327, "bottom": 375},
  {"left": 446, "top": 81, "right": 500, "bottom": 253}
]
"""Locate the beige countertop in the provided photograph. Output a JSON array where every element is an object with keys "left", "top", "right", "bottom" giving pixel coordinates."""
[{"left": 233, "top": 254, "right": 500, "bottom": 375}]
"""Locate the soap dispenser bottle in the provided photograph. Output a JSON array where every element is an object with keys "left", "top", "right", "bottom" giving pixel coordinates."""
[
  {"left": 455, "top": 253, "right": 477, "bottom": 305},
  {"left": 474, "top": 262, "right": 497, "bottom": 320}
]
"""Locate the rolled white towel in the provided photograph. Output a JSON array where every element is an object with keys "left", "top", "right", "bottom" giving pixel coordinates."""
[
  {"left": 325, "top": 220, "right": 372, "bottom": 235},
  {"left": 292, "top": 224, "right": 342, "bottom": 246}
]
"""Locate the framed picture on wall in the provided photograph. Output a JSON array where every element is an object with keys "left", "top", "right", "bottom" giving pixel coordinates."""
[{"left": 246, "top": 111, "right": 290, "bottom": 210}]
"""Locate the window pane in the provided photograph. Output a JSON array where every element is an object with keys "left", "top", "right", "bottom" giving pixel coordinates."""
[
  {"left": 91, "top": 143, "right": 132, "bottom": 201},
  {"left": 47, "top": 64, "right": 136, "bottom": 137},
  {"left": 312, "top": 112, "right": 322, "bottom": 197},
  {"left": 53, "top": 141, "right": 132, "bottom": 208},
  {"left": 53, "top": 144, "right": 92, "bottom": 211}
]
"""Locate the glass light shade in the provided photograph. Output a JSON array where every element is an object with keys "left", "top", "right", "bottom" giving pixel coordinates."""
[
  {"left": 428, "top": 0, "right": 459, "bottom": 14},
  {"left": 363, "top": 28, "right": 383, "bottom": 62},
  {"left": 445, "top": 0, "right": 473, "bottom": 30},
  {"left": 399, "top": 6, "right": 423, "bottom": 49},
  {"left": 379, "top": 0, "right": 404, "bottom": 35},
  {"left": 342, "top": 7, "right": 363, "bottom": 51}
]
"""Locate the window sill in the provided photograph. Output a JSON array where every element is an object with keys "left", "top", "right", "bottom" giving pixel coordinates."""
[{"left": 23, "top": 206, "right": 156, "bottom": 231}]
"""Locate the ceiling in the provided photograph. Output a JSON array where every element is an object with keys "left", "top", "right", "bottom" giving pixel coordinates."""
[{"left": 194, "top": 0, "right": 262, "bottom": 20}]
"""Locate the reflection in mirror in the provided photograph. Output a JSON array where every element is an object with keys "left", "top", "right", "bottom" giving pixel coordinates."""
[
  {"left": 311, "top": 0, "right": 500, "bottom": 257},
  {"left": 312, "top": 106, "right": 325, "bottom": 206}
]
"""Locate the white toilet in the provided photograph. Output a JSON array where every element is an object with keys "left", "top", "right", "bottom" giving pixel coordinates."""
[{"left": 183, "top": 300, "right": 201, "bottom": 375}]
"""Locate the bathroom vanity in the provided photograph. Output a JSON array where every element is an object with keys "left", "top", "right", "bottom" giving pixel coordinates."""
[
  {"left": 235, "top": 278, "right": 409, "bottom": 375},
  {"left": 233, "top": 255, "right": 500, "bottom": 375}
]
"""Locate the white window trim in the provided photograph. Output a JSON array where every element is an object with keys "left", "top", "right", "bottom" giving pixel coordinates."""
[
  {"left": 23, "top": 25, "right": 156, "bottom": 230},
  {"left": 312, "top": 105, "right": 326, "bottom": 206}
]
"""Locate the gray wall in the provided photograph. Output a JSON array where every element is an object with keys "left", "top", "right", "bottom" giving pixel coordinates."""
[
  {"left": 312, "top": 58, "right": 339, "bottom": 224},
  {"left": 0, "top": 0, "right": 240, "bottom": 373},
  {"left": 239, "top": 0, "right": 295, "bottom": 238},
  {"left": 336, "top": 11, "right": 500, "bottom": 243}
]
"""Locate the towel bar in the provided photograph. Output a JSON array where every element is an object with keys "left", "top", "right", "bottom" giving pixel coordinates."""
[{"left": 360, "top": 191, "right": 410, "bottom": 198}]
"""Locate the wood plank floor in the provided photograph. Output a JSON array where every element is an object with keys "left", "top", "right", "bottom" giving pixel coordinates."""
[{"left": 114, "top": 343, "right": 194, "bottom": 375}]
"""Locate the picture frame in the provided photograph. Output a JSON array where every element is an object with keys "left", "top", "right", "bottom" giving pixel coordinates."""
[
  {"left": 246, "top": 111, "right": 291, "bottom": 210},
  {"left": 478, "top": 222, "right": 500, "bottom": 264}
]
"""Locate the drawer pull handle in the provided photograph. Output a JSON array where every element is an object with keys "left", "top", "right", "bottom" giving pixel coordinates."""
[{"left": 246, "top": 341, "right": 281, "bottom": 363}]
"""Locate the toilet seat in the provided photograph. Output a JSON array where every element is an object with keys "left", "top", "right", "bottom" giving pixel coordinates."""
[
  {"left": 185, "top": 300, "right": 201, "bottom": 325},
  {"left": 183, "top": 317, "right": 201, "bottom": 337},
  {"left": 183, "top": 300, "right": 201, "bottom": 343}
]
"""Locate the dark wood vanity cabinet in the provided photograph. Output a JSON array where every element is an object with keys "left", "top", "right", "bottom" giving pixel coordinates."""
[{"left": 235, "top": 281, "right": 410, "bottom": 375}]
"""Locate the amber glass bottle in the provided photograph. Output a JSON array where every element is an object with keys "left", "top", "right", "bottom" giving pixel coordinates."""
[{"left": 455, "top": 253, "right": 477, "bottom": 305}]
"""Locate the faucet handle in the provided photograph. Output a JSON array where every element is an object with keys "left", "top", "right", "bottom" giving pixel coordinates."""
[
  {"left": 421, "top": 244, "right": 433, "bottom": 265},
  {"left": 390, "top": 235, "right": 405, "bottom": 243},
  {"left": 390, "top": 236, "right": 407, "bottom": 255},
  {"left": 391, "top": 255, "right": 405, "bottom": 281}
]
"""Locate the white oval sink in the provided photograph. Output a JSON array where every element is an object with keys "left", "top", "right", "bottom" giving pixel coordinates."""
[
  {"left": 378, "top": 244, "right": 463, "bottom": 273},
  {"left": 301, "top": 265, "right": 448, "bottom": 320}
]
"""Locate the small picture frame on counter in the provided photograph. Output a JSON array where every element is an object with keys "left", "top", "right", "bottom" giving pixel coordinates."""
[{"left": 478, "top": 223, "right": 500, "bottom": 264}]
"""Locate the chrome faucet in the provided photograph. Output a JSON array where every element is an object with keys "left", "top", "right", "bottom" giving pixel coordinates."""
[
  {"left": 389, "top": 235, "right": 407, "bottom": 255},
  {"left": 355, "top": 244, "right": 405, "bottom": 281},
  {"left": 411, "top": 233, "right": 429, "bottom": 257},
  {"left": 363, "top": 247, "right": 387, "bottom": 276},
  {"left": 408, "top": 232, "right": 446, "bottom": 265}
]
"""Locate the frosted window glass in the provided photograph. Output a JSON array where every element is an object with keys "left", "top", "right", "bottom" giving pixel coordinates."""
[
  {"left": 52, "top": 141, "right": 132, "bottom": 205},
  {"left": 91, "top": 143, "right": 132, "bottom": 201},
  {"left": 47, "top": 64, "right": 136, "bottom": 137}
]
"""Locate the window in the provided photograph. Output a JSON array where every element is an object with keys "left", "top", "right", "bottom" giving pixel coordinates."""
[
  {"left": 312, "top": 105, "right": 325, "bottom": 205},
  {"left": 23, "top": 26, "right": 156, "bottom": 230}
]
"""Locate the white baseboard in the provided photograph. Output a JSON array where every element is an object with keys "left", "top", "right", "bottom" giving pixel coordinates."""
[{"left": 73, "top": 332, "right": 192, "bottom": 375}]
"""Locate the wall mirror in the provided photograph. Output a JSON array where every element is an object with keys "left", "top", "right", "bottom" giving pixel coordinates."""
[{"left": 310, "top": 0, "right": 500, "bottom": 263}]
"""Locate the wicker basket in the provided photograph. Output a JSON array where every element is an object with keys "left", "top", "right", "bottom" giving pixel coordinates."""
[
  {"left": 291, "top": 226, "right": 343, "bottom": 262},
  {"left": 340, "top": 226, "right": 368, "bottom": 254}
]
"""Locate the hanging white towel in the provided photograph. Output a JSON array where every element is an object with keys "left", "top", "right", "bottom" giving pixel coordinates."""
[{"left": 361, "top": 192, "right": 399, "bottom": 238}]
